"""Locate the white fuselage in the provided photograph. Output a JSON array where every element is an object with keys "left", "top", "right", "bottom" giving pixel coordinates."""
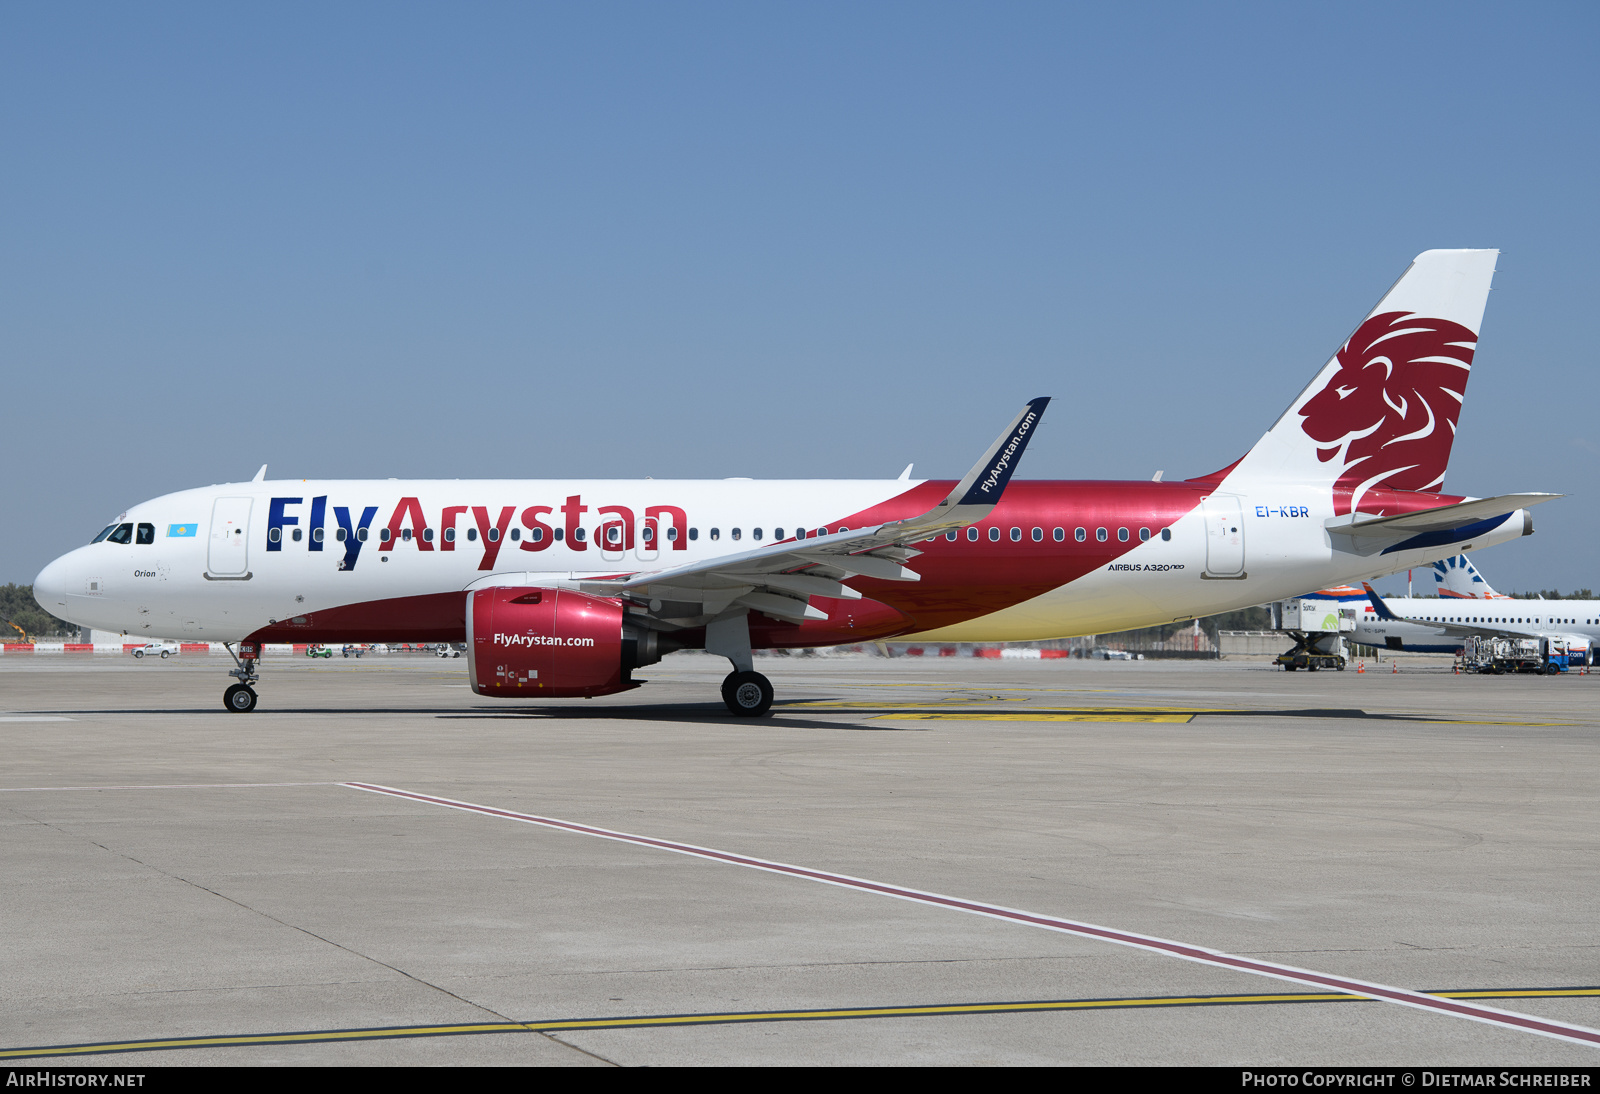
[
  {"left": 1351, "top": 596, "right": 1600, "bottom": 657},
  {"left": 34, "top": 476, "right": 1534, "bottom": 645}
]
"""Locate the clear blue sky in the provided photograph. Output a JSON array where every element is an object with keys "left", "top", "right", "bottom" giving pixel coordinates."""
[{"left": 4, "top": 2, "right": 1596, "bottom": 595}]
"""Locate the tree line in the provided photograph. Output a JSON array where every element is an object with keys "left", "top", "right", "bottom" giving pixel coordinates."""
[{"left": 0, "top": 585, "right": 77, "bottom": 638}]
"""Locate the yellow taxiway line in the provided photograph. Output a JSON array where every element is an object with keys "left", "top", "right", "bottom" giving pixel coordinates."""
[
  {"left": 6, "top": 988, "right": 1597, "bottom": 1060},
  {"left": 878, "top": 712, "right": 1197, "bottom": 722}
]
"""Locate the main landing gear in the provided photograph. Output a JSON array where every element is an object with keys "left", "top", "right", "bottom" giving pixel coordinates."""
[
  {"left": 722, "top": 671, "right": 774, "bottom": 717},
  {"left": 707, "top": 613, "right": 774, "bottom": 718},
  {"left": 223, "top": 642, "right": 260, "bottom": 713}
]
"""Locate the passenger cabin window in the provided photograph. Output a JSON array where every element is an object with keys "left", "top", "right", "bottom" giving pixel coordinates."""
[
  {"left": 357, "top": 527, "right": 369, "bottom": 542},
  {"left": 754, "top": 528, "right": 763, "bottom": 540},
  {"left": 292, "top": 527, "right": 303, "bottom": 542},
  {"left": 269, "top": 528, "right": 282, "bottom": 543},
  {"left": 1161, "top": 528, "right": 1171, "bottom": 542},
  {"left": 336, "top": 528, "right": 348, "bottom": 542},
  {"left": 401, "top": 528, "right": 412, "bottom": 542},
  {"left": 510, "top": 528, "right": 521, "bottom": 541},
  {"left": 1053, "top": 527, "right": 1064, "bottom": 542},
  {"left": 467, "top": 528, "right": 478, "bottom": 541},
  {"left": 988, "top": 527, "right": 1000, "bottom": 542},
  {"left": 573, "top": 528, "right": 585, "bottom": 542},
  {"left": 689, "top": 528, "right": 699, "bottom": 541},
  {"left": 136, "top": 523, "right": 155, "bottom": 544},
  {"left": 1009, "top": 527, "right": 1021, "bottom": 542},
  {"left": 710, "top": 528, "right": 720, "bottom": 541},
  {"left": 1032, "top": 527, "right": 1043, "bottom": 542},
  {"left": 1096, "top": 528, "right": 1108, "bottom": 542},
  {"left": 380, "top": 528, "right": 393, "bottom": 543},
  {"left": 967, "top": 527, "right": 979, "bottom": 542},
  {"left": 1118, "top": 528, "right": 1129, "bottom": 542},
  {"left": 946, "top": 531, "right": 958, "bottom": 542},
  {"left": 421, "top": 528, "right": 432, "bottom": 542},
  {"left": 106, "top": 523, "right": 134, "bottom": 544},
  {"left": 1139, "top": 527, "right": 1151, "bottom": 541},
  {"left": 667, "top": 527, "right": 679, "bottom": 542},
  {"left": 312, "top": 528, "right": 324, "bottom": 543},
  {"left": 443, "top": 528, "right": 455, "bottom": 543},
  {"left": 774, "top": 528, "right": 783, "bottom": 539},
  {"left": 731, "top": 528, "right": 742, "bottom": 541},
  {"left": 486, "top": 528, "right": 500, "bottom": 542},
  {"left": 1075, "top": 528, "right": 1086, "bottom": 542}
]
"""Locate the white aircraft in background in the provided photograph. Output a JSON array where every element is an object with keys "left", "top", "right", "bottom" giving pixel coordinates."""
[
  {"left": 34, "top": 249, "right": 1559, "bottom": 714},
  {"left": 1303, "top": 556, "right": 1596, "bottom": 664}
]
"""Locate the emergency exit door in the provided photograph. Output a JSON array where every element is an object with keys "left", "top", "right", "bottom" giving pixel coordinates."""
[{"left": 1202, "top": 495, "right": 1245, "bottom": 577}]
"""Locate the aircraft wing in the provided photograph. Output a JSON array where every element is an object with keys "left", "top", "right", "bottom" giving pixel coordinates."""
[
  {"left": 579, "top": 398, "right": 1050, "bottom": 623},
  {"left": 1328, "top": 494, "right": 1561, "bottom": 539},
  {"left": 1360, "top": 582, "right": 1521, "bottom": 640}
]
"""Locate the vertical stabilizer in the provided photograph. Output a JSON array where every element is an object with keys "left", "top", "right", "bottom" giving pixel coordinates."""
[
  {"left": 1214, "top": 250, "right": 1498, "bottom": 514},
  {"left": 1432, "top": 554, "right": 1505, "bottom": 599}
]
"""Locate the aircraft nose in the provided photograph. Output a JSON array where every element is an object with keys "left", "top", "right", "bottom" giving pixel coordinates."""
[{"left": 33, "top": 554, "right": 76, "bottom": 616}]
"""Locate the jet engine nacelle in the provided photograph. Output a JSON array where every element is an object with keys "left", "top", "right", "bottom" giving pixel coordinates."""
[{"left": 467, "top": 587, "right": 652, "bottom": 698}]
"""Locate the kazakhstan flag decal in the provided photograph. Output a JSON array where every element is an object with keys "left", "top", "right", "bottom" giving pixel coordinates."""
[{"left": 168, "top": 524, "right": 198, "bottom": 538}]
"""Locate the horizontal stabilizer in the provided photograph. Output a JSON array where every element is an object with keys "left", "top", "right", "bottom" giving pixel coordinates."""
[{"left": 1327, "top": 494, "right": 1560, "bottom": 538}]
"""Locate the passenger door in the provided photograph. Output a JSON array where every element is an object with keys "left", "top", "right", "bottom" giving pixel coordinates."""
[{"left": 207, "top": 497, "right": 253, "bottom": 576}]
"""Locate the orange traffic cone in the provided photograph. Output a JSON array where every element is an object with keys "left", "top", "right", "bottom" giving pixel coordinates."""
[
  {"left": 1356, "top": 661, "right": 1364, "bottom": 673},
  {"left": 1392, "top": 661, "right": 1399, "bottom": 673}
]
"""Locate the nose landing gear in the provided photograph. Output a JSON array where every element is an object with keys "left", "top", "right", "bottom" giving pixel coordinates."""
[{"left": 223, "top": 642, "right": 260, "bottom": 713}]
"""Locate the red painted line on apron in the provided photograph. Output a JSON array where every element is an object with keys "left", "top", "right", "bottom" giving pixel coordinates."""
[
  {"left": 343, "top": 782, "right": 1600, "bottom": 1048},
  {"left": 0, "top": 782, "right": 339, "bottom": 793}
]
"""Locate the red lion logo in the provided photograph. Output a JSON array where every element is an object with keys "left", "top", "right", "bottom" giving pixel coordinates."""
[{"left": 1298, "top": 311, "right": 1477, "bottom": 513}]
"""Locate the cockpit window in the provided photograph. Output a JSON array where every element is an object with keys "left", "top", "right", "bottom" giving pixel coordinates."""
[
  {"left": 105, "top": 523, "right": 134, "bottom": 545},
  {"left": 136, "top": 523, "right": 155, "bottom": 544},
  {"left": 91, "top": 525, "right": 117, "bottom": 544}
]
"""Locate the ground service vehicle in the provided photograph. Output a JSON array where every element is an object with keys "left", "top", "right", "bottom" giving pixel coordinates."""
[{"left": 130, "top": 643, "right": 176, "bottom": 660}]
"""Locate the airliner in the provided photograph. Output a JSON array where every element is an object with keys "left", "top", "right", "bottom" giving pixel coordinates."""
[
  {"left": 1298, "top": 555, "right": 1597, "bottom": 664},
  {"left": 33, "top": 249, "right": 1559, "bottom": 715}
]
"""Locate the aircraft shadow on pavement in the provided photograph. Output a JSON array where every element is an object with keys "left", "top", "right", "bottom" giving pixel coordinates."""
[
  {"left": 7, "top": 705, "right": 1546, "bottom": 729},
  {"left": 9, "top": 703, "right": 918, "bottom": 731},
  {"left": 436, "top": 704, "right": 922, "bottom": 731}
]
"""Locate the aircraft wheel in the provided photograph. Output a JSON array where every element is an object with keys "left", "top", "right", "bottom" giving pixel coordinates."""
[
  {"left": 224, "top": 684, "right": 258, "bottom": 713},
  {"left": 722, "top": 671, "right": 774, "bottom": 717}
]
